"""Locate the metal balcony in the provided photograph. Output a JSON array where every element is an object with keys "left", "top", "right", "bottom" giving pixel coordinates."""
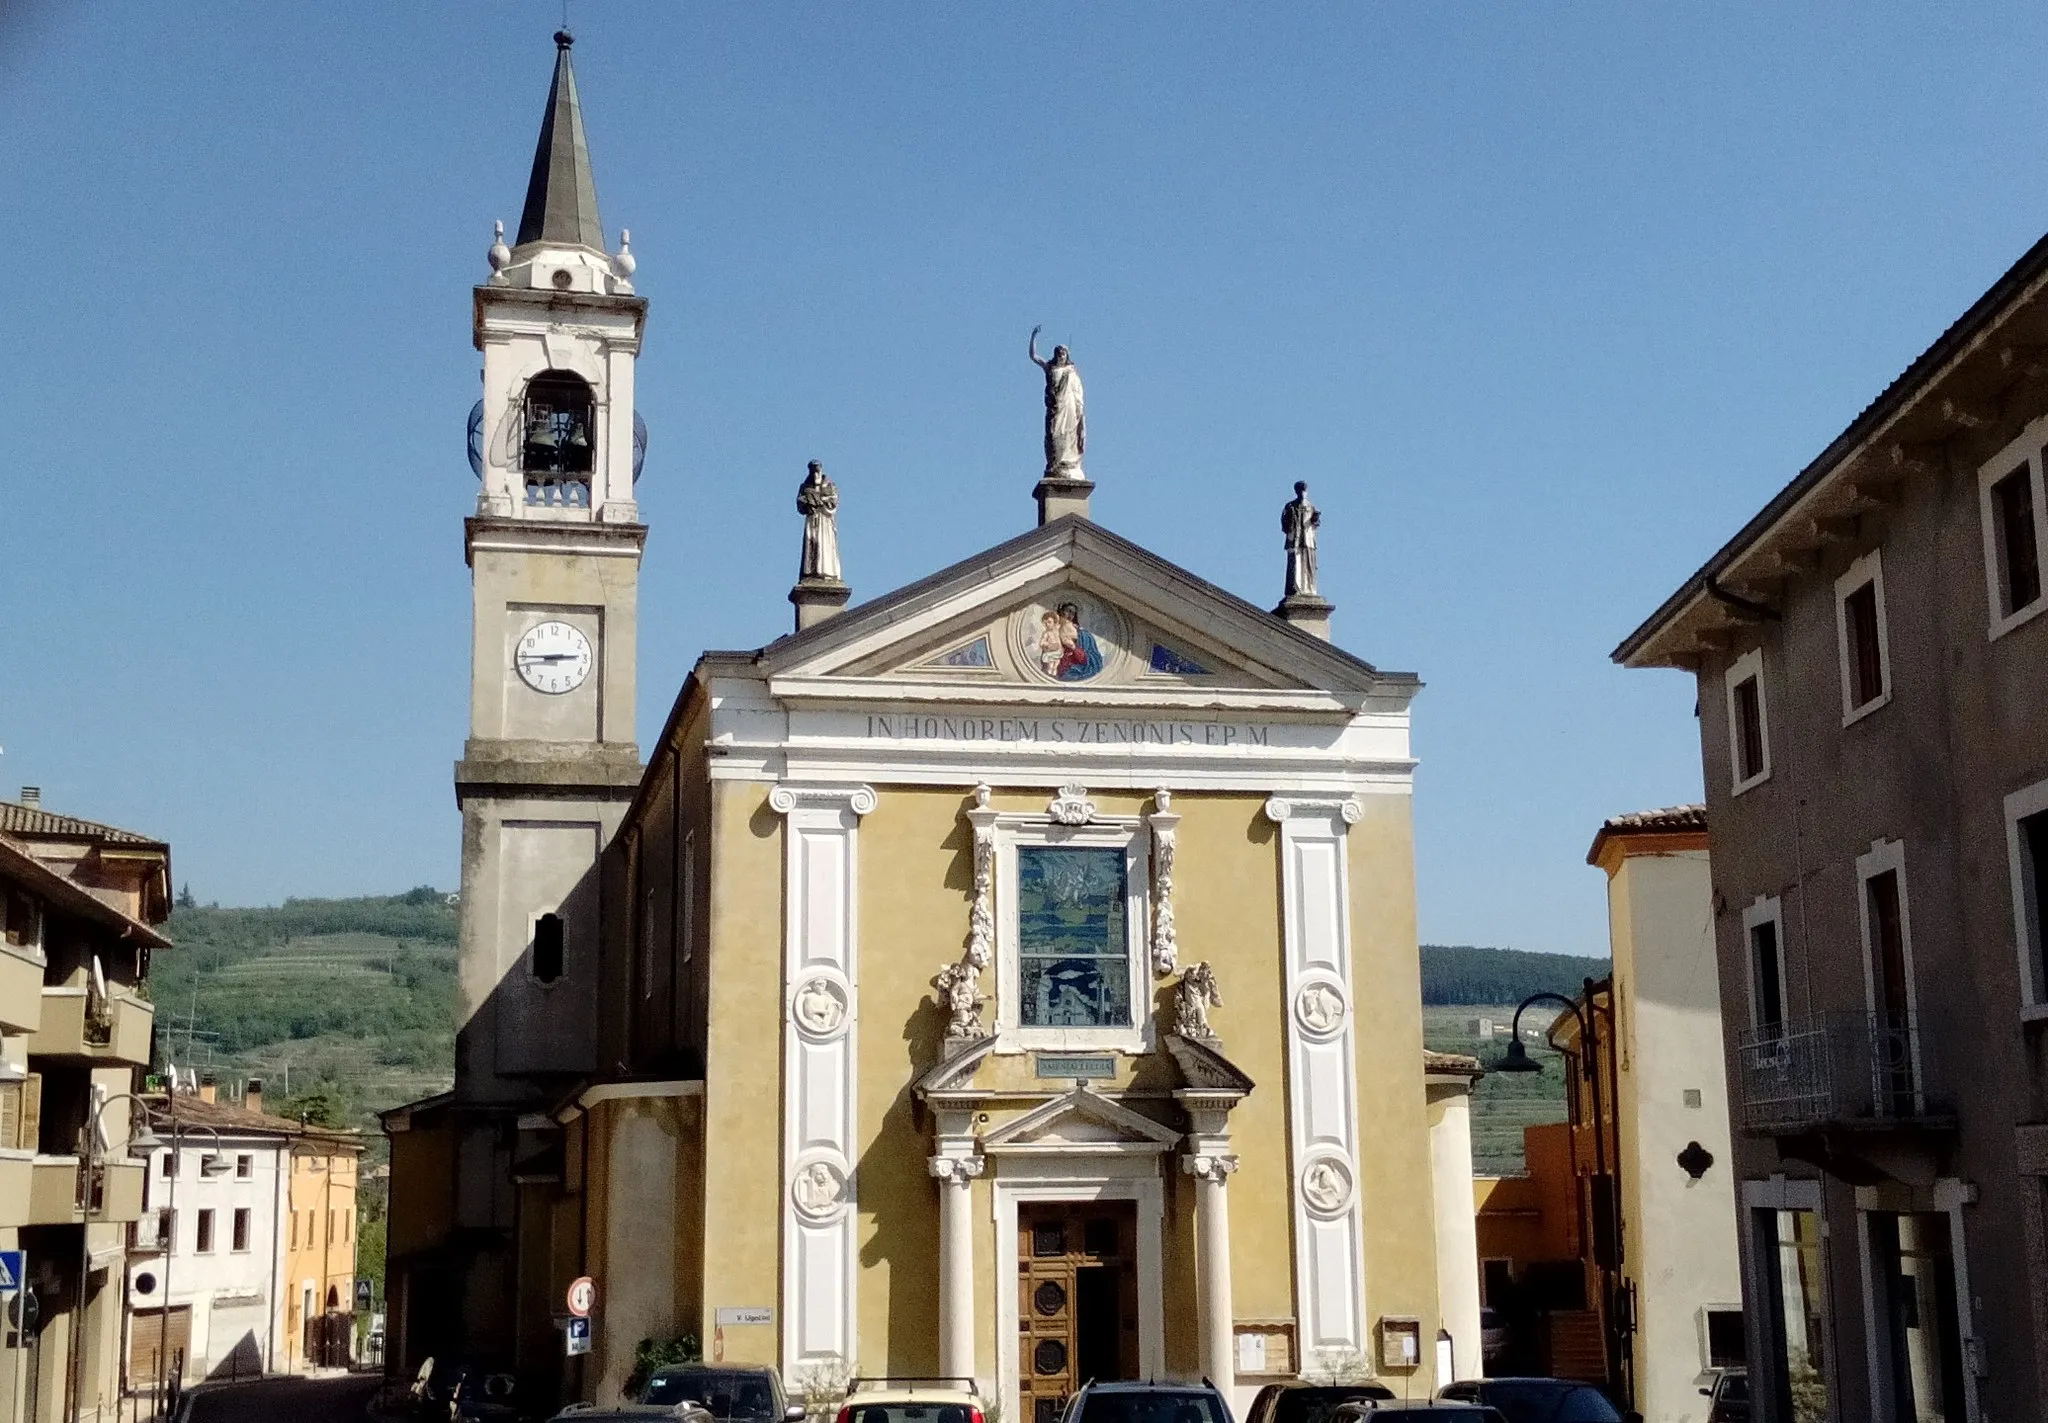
[{"left": 1735, "top": 1011, "right": 1935, "bottom": 1134}]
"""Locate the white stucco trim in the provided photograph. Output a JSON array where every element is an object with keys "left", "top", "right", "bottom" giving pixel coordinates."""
[
  {"left": 1740, "top": 894, "right": 1788, "bottom": 1030},
  {"left": 1724, "top": 647, "right": 1772, "bottom": 795},
  {"left": 991, "top": 1161, "right": 1165, "bottom": 1423},
  {"left": 569, "top": 1079, "right": 704, "bottom": 1113},
  {"left": 773, "top": 783, "right": 874, "bottom": 1377},
  {"left": 1977, "top": 417, "right": 2048, "bottom": 639},
  {"left": 2004, "top": 778, "right": 2048, "bottom": 1009},
  {"left": 1264, "top": 794, "right": 1368, "bottom": 1362},
  {"left": 1935, "top": 1178, "right": 1983, "bottom": 1423},
  {"left": 1854, "top": 837, "right": 1924, "bottom": 1113},
  {"left": 1835, "top": 549, "right": 1893, "bottom": 726}
]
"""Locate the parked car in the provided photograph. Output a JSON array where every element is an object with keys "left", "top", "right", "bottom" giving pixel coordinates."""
[
  {"left": 836, "top": 1376, "right": 986, "bottom": 1423},
  {"left": 1244, "top": 1381, "right": 1397, "bottom": 1423},
  {"left": 1059, "top": 1380, "right": 1234, "bottom": 1423},
  {"left": 554, "top": 1410, "right": 716, "bottom": 1422},
  {"left": 1433, "top": 1379, "right": 1622, "bottom": 1423},
  {"left": 1702, "top": 1369, "right": 1748, "bottom": 1423},
  {"left": 1328, "top": 1404, "right": 1507, "bottom": 1422},
  {"left": 642, "top": 1366, "right": 804, "bottom": 1423}
]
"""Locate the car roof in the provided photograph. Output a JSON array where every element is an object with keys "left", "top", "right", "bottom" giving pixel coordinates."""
[{"left": 1076, "top": 1383, "right": 1222, "bottom": 1395}]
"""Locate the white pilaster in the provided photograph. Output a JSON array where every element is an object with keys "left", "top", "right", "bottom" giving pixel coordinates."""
[
  {"left": 929, "top": 1154, "right": 984, "bottom": 1381},
  {"left": 773, "top": 783, "right": 876, "bottom": 1376},
  {"left": 1263, "top": 794, "right": 1368, "bottom": 1365}
]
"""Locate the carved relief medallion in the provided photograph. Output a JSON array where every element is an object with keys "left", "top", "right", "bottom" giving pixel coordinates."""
[
  {"left": 1299, "top": 1152, "right": 1356, "bottom": 1219},
  {"left": 1293, "top": 978, "right": 1348, "bottom": 1040},
  {"left": 790, "top": 1156, "right": 850, "bottom": 1222},
  {"left": 791, "top": 975, "right": 850, "bottom": 1038}
]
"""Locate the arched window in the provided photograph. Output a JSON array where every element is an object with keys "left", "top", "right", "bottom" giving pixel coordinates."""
[
  {"left": 521, "top": 371, "right": 595, "bottom": 505},
  {"left": 532, "top": 913, "right": 565, "bottom": 984}
]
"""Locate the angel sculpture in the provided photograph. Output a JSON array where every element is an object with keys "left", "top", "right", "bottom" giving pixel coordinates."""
[
  {"left": 1174, "top": 961, "right": 1222, "bottom": 1042},
  {"left": 933, "top": 959, "right": 987, "bottom": 1039}
]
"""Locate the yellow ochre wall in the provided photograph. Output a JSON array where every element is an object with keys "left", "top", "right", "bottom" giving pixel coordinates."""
[{"left": 692, "top": 780, "right": 1437, "bottom": 1380}]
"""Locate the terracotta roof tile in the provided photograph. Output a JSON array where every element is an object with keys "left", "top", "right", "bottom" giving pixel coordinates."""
[
  {"left": 0, "top": 800, "right": 164, "bottom": 848},
  {"left": 1598, "top": 804, "right": 1707, "bottom": 834},
  {"left": 1424, "top": 1049, "right": 1484, "bottom": 1076}
]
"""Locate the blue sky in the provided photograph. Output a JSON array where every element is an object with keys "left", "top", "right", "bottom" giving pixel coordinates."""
[{"left": 6, "top": 3, "right": 2046, "bottom": 954}]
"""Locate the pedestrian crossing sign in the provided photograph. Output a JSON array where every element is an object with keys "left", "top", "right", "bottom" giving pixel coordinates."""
[{"left": 0, "top": 1250, "right": 21, "bottom": 1293}]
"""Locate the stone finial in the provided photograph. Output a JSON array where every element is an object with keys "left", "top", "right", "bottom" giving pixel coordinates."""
[
  {"left": 790, "top": 460, "right": 851, "bottom": 632},
  {"left": 1275, "top": 480, "right": 1334, "bottom": 639}
]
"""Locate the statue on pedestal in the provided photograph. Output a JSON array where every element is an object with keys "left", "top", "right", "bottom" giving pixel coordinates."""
[
  {"left": 1029, "top": 326, "right": 1086, "bottom": 480},
  {"left": 797, "top": 461, "right": 842, "bottom": 582},
  {"left": 1281, "top": 481, "right": 1320, "bottom": 599}
]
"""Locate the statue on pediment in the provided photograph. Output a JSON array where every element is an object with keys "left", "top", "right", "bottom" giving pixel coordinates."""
[
  {"left": 1030, "top": 326, "right": 1086, "bottom": 480},
  {"left": 796, "top": 461, "right": 842, "bottom": 582},
  {"left": 1281, "top": 481, "right": 1320, "bottom": 599}
]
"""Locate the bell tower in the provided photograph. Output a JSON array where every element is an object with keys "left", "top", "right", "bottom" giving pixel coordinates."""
[{"left": 456, "top": 29, "right": 646, "bottom": 1102}]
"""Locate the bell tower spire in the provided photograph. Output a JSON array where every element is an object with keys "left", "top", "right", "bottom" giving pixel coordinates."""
[{"left": 517, "top": 31, "right": 605, "bottom": 250}]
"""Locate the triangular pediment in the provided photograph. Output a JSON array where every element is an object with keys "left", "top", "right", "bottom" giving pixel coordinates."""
[
  {"left": 981, "top": 1086, "right": 1182, "bottom": 1155},
  {"left": 754, "top": 517, "right": 1407, "bottom": 706}
]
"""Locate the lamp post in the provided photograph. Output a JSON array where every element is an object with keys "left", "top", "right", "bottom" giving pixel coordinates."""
[
  {"left": 151, "top": 1109, "right": 227, "bottom": 1418},
  {"left": 1490, "top": 982, "right": 1622, "bottom": 1402},
  {"left": 72, "top": 1091, "right": 164, "bottom": 1423}
]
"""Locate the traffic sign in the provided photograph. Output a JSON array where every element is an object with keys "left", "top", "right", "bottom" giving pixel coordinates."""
[
  {"left": 0, "top": 1251, "right": 21, "bottom": 1293},
  {"left": 355, "top": 1279, "right": 374, "bottom": 1310},
  {"left": 565, "top": 1316, "right": 592, "bottom": 1357},
  {"left": 566, "top": 1276, "right": 596, "bottom": 1318}
]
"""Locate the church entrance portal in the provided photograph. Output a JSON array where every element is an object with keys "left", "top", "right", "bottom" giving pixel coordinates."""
[{"left": 1018, "top": 1201, "right": 1139, "bottom": 1423}]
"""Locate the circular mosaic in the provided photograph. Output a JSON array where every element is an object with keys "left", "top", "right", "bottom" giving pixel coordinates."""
[
  {"left": 1033, "top": 1339, "right": 1069, "bottom": 1375},
  {"left": 1033, "top": 1280, "right": 1067, "bottom": 1317},
  {"left": 1007, "top": 591, "right": 1132, "bottom": 685}
]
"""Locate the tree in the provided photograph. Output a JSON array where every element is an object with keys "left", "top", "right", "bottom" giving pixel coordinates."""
[
  {"left": 277, "top": 1085, "right": 351, "bottom": 1128},
  {"left": 175, "top": 883, "right": 197, "bottom": 910}
]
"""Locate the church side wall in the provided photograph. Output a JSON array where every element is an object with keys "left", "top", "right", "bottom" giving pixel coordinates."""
[
  {"left": 699, "top": 778, "right": 786, "bottom": 1366},
  {"left": 1346, "top": 793, "right": 1443, "bottom": 1376}
]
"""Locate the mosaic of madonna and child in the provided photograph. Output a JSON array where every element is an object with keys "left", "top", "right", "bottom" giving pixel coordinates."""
[{"left": 1010, "top": 593, "right": 1128, "bottom": 684}]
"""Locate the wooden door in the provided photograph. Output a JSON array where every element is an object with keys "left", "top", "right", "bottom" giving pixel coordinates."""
[
  {"left": 1018, "top": 1203, "right": 1138, "bottom": 1423},
  {"left": 128, "top": 1304, "right": 192, "bottom": 1383}
]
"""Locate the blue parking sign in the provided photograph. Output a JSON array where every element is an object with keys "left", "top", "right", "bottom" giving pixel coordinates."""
[
  {"left": 565, "top": 1316, "right": 592, "bottom": 1357},
  {"left": 0, "top": 1251, "right": 22, "bottom": 1294}
]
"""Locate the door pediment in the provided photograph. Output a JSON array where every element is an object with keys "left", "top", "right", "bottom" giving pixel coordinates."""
[{"left": 980, "top": 1087, "right": 1181, "bottom": 1156}]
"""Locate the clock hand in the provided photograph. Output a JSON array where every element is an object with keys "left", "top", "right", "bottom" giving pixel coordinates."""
[{"left": 518, "top": 652, "right": 576, "bottom": 664}]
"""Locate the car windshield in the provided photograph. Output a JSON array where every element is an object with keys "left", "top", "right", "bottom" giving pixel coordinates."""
[
  {"left": 644, "top": 1370, "right": 778, "bottom": 1418},
  {"left": 1271, "top": 1386, "right": 1397, "bottom": 1423},
  {"left": 1076, "top": 1392, "right": 1229, "bottom": 1423},
  {"left": 1473, "top": 1383, "right": 1620, "bottom": 1423},
  {"left": 1365, "top": 1411, "right": 1506, "bottom": 1422},
  {"left": 1716, "top": 1375, "right": 1749, "bottom": 1402}
]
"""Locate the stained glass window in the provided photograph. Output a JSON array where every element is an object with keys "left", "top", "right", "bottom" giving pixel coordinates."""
[{"left": 1017, "top": 846, "right": 1130, "bottom": 1028}]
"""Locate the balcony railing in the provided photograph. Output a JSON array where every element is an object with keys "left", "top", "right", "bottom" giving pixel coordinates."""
[{"left": 1736, "top": 1011, "right": 1926, "bottom": 1134}]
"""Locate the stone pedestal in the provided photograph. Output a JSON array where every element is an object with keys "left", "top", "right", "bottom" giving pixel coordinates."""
[
  {"left": 1274, "top": 593, "right": 1335, "bottom": 640},
  {"left": 790, "top": 577, "right": 852, "bottom": 632},
  {"left": 1034, "top": 476, "right": 1094, "bottom": 525}
]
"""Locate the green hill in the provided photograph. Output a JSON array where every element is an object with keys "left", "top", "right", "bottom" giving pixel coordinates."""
[
  {"left": 152, "top": 888, "right": 460, "bottom": 1135},
  {"left": 1418, "top": 943, "right": 1608, "bottom": 1005}
]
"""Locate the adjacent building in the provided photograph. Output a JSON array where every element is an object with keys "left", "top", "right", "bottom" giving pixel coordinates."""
[
  {"left": 124, "top": 1081, "right": 361, "bottom": 1389},
  {"left": 386, "top": 32, "right": 1483, "bottom": 1419},
  {"left": 1618, "top": 226, "right": 2048, "bottom": 1420},
  {"left": 0, "top": 796, "right": 170, "bottom": 1423}
]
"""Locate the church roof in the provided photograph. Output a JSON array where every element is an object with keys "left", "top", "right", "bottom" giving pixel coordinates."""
[
  {"left": 703, "top": 513, "right": 1415, "bottom": 696},
  {"left": 516, "top": 31, "right": 604, "bottom": 250}
]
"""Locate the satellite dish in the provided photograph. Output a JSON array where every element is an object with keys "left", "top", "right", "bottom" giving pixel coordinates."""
[
  {"left": 467, "top": 401, "right": 485, "bottom": 479},
  {"left": 632, "top": 411, "right": 649, "bottom": 482}
]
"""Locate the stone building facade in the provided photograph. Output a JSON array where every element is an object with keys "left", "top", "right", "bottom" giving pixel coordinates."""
[{"left": 1618, "top": 228, "right": 2048, "bottom": 1420}]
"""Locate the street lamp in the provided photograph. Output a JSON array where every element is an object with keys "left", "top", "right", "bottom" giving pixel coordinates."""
[
  {"left": 73, "top": 1091, "right": 163, "bottom": 1423},
  {"left": 1487, "top": 982, "right": 1623, "bottom": 1406}
]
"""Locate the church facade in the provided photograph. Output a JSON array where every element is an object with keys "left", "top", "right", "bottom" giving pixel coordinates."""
[{"left": 384, "top": 35, "right": 1482, "bottom": 1419}]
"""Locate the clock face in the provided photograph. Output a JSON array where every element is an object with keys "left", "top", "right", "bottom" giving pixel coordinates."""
[{"left": 515, "top": 620, "right": 594, "bottom": 695}]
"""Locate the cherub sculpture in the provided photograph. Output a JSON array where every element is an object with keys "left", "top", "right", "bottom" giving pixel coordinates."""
[{"left": 1174, "top": 961, "right": 1222, "bottom": 1042}]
